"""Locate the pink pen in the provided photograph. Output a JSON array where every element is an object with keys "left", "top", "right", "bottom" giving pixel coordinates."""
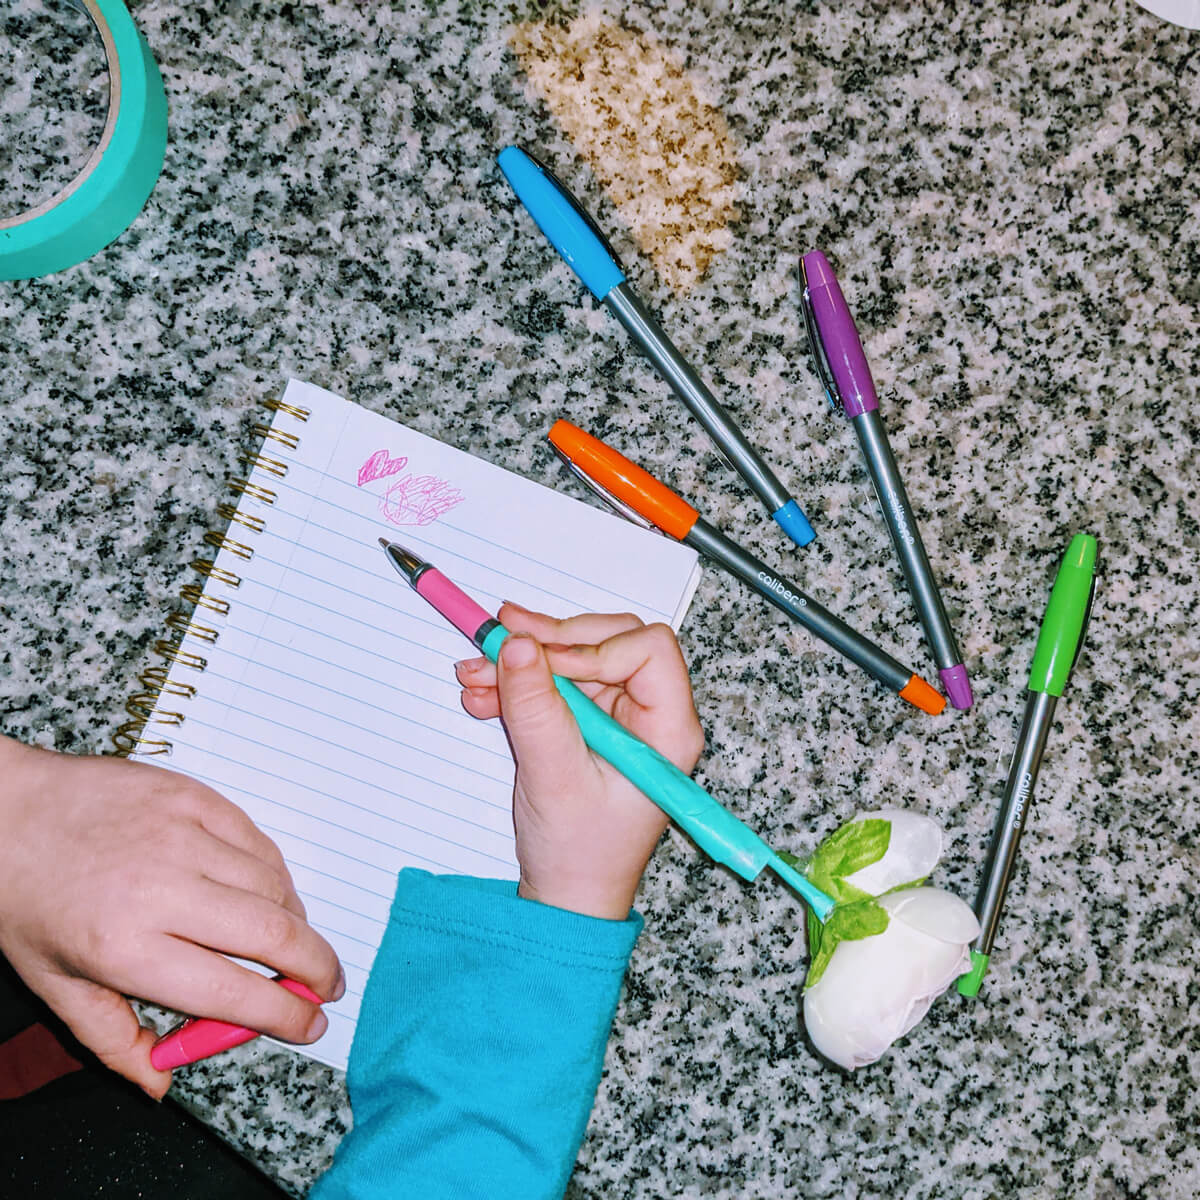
[
  {"left": 149, "top": 977, "right": 323, "bottom": 1071},
  {"left": 376, "top": 538, "right": 839, "bottom": 921}
]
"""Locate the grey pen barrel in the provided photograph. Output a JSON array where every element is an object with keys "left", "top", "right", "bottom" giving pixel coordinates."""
[
  {"left": 604, "top": 282, "right": 792, "bottom": 515},
  {"left": 972, "top": 690, "right": 1058, "bottom": 955},
  {"left": 852, "top": 409, "right": 962, "bottom": 670},
  {"left": 684, "top": 517, "right": 912, "bottom": 693}
]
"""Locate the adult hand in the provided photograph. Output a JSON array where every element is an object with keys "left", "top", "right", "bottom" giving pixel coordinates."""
[
  {"left": 0, "top": 737, "right": 343, "bottom": 1098},
  {"left": 454, "top": 605, "right": 704, "bottom": 921}
]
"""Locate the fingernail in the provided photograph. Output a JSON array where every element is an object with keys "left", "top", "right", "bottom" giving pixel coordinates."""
[
  {"left": 500, "top": 599, "right": 527, "bottom": 612},
  {"left": 500, "top": 634, "right": 538, "bottom": 668},
  {"left": 332, "top": 965, "right": 346, "bottom": 1002},
  {"left": 455, "top": 656, "right": 488, "bottom": 675},
  {"left": 306, "top": 1010, "right": 329, "bottom": 1041}
]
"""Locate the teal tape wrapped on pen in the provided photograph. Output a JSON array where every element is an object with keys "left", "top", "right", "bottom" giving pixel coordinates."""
[
  {"left": 0, "top": 0, "right": 167, "bottom": 280},
  {"left": 378, "top": 538, "right": 836, "bottom": 922}
]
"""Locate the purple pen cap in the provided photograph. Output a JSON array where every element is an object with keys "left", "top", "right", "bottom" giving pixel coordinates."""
[
  {"left": 800, "top": 250, "right": 879, "bottom": 419},
  {"left": 939, "top": 665, "right": 974, "bottom": 711}
]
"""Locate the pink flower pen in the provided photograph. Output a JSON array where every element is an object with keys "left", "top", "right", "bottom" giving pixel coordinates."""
[{"left": 149, "top": 977, "right": 323, "bottom": 1071}]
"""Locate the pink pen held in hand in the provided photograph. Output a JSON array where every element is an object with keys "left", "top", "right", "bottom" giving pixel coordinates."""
[{"left": 149, "top": 977, "right": 324, "bottom": 1071}]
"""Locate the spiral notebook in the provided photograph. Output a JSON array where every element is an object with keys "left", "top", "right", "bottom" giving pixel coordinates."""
[{"left": 118, "top": 379, "right": 702, "bottom": 1071}]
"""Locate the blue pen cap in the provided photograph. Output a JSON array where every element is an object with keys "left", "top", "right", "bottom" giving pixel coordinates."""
[
  {"left": 772, "top": 499, "right": 816, "bottom": 548},
  {"left": 497, "top": 146, "right": 626, "bottom": 301}
]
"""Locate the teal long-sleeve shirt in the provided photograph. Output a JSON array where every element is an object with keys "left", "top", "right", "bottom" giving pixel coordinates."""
[{"left": 310, "top": 869, "right": 643, "bottom": 1200}]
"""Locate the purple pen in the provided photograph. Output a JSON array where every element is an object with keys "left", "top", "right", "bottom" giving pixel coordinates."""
[{"left": 799, "top": 250, "right": 973, "bottom": 710}]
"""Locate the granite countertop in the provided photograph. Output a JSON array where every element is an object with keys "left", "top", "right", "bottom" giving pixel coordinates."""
[{"left": 3, "top": 1, "right": 1198, "bottom": 1196}]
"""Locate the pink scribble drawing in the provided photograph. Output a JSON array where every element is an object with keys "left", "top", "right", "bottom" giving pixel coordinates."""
[
  {"left": 379, "top": 474, "right": 465, "bottom": 527},
  {"left": 357, "top": 449, "right": 409, "bottom": 487}
]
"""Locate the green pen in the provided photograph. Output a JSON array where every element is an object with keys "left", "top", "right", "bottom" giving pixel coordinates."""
[{"left": 958, "top": 533, "right": 1098, "bottom": 997}]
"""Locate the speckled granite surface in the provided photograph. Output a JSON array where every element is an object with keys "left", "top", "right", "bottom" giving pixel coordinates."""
[{"left": 3, "top": 1, "right": 1198, "bottom": 1196}]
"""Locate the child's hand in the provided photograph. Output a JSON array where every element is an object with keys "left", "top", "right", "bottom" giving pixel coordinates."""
[
  {"left": 0, "top": 737, "right": 344, "bottom": 1098},
  {"left": 455, "top": 605, "right": 704, "bottom": 921}
]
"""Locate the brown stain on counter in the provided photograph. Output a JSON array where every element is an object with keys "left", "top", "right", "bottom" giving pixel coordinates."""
[{"left": 509, "top": 12, "right": 740, "bottom": 294}]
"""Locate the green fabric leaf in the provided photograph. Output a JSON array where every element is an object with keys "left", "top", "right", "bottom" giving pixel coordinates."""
[
  {"left": 803, "top": 898, "right": 890, "bottom": 991},
  {"left": 805, "top": 906, "right": 823, "bottom": 962},
  {"left": 784, "top": 818, "right": 897, "bottom": 991},
  {"left": 801, "top": 818, "right": 891, "bottom": 905},
  {"left": 806, "top": 927, "right": 837, "bottom": 988}
]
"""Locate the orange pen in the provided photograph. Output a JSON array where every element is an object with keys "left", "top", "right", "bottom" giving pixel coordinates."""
[{"left": 548, "top": 420, "right": 944, "bottom": 715}]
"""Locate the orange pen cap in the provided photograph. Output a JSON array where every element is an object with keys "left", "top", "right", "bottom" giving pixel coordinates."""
[
  {"left": 899, "top": 674, "right": 946, "bottom": 715},
  {"left": 548, "top": 420, "right": 700, "bottom": 541}
]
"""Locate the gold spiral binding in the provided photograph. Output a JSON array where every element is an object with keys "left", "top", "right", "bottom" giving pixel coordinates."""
[
  {"left": 115, "top": 395, "right": 304, "bottom": 758},
  {"left": 139, "top": 666, "right": 197, "bottom": 699},
  {"left": 192, "top": 559, "right": 242, "bottom": 588},
  {"left": 203, "top": 530, "right": 253, "bottom": 561},
  {"left": 125, "top": 692, "right": 161, "bottom": 720},
  {"left": 113, "top": 722, "right": 171, "bottom": 756},
  {"left": 263, "top": 397, "right": 311, "bottom": 421},
  {"left": 238, "top": 452, "right": 289, "bottom": 479},
  {"left": 126, "top": 693, "right": 185, "bottom": 725},
  {"left": 165, "top": 611, "right": 220, "bottom": 644},
  {"left": 251, "top": 423, "right": 300, "bottom": 451},
  {"left": 216, "top": 502, "right": 266, "bottom": 534},
  {"left": 180, "top": 583, "right": 231, "bottom": 616},
  {"left": 229, "top": 477, "right": 277, "bottom": 503},
  {"left": 154, "top": 639, "right": 208, "bottom": 671}
]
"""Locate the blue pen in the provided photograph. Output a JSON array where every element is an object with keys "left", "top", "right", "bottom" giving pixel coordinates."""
[{"left": 497, "top": 146, "right": 816, "bottom": 550}]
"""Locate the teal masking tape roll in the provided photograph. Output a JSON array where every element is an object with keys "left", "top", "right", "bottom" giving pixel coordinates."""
[{"left": 0, "top": 0, "right": 167, "bottom": 281}]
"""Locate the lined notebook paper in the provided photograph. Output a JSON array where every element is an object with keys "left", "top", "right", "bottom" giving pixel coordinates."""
[{"left": 130, "top": 379, "right": 702, "bottom": 1070}]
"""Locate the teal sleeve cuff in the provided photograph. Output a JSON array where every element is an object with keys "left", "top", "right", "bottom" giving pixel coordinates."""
[
  {"left": 311, "top": 869, "right": 643, "bottom": 1200},
  {"left": 392, "top": 869, "right": 643, "bottom": 965}
]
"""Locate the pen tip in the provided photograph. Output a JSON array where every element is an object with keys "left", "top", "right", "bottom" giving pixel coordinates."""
[{"left": 378, "top": 538, "right": 391, "bottom": 550}]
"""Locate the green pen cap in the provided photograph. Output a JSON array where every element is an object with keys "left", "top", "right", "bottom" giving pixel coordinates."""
[
  {"left": 1028, "top": 533, "right": 1098, "bottom": 697},
  {"left": 957, "top": 949, "right": 990, "bottom": 997}
]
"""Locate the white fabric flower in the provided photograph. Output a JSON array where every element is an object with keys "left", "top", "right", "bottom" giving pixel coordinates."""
[
  {"left": 841, "top": 808, "right": 944, "bottom": 894},
  {"left": 800, "top": 809, "right": 980, "bottom": 1071}
]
